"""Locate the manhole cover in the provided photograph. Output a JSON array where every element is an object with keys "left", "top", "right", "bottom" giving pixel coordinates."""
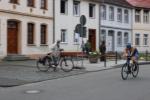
[{"left": 25, "top": 90, "right": 41, "bottom": 94}]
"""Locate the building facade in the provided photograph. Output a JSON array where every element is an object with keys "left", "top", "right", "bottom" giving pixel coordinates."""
[
  {"left": 126, "top": 0, "right": 150, "bottom": 52},
  {"left": 54, "top": 0, "right": 100, "bottom": 52},
  {"left": 0, "top": 0, "right": 53, "bottom": 58},
  {"left": 100, "top": 0, "right": 132, "bottom": 52}
]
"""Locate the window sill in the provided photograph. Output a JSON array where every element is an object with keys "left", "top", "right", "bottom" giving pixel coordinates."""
[
  {"left": 142, "top": 45, "right": 149, "bottom": 47},
  {"left": 40, "top": 44, "right": 48, "bottom": 46},
  {"left": 60, "top": 13, "right": 68, "bottom": 16},
  {"left": 27, "top": 44, "right": 36, "bottom": 46},
  {"left": 41, "top": 8, "right": 48, "bottom": 10},
  {"left": 60, "top": 42, "right": 68, "bottom": 44},
  {"left": 73, "top": 15, "right": 80, "bottom": 17},
  {"left": 28, "top": 6, "right": 36, "bottom": 8},
  {"left": 9, "top": 2, "right": 20, "bottom": 5},
  {"left": 73, "top": 43, "right": 80, "bottom": 45},
  {"left": 89, "top": 17, "right": 96, "bottom": 19}
]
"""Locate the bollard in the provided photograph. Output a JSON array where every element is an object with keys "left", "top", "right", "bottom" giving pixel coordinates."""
[
  {"left": 146, "top": 50, "right": 148, "bottom": 61},
  {"left": 104, "top": 54, "right": 106, "bottom": 67},
  {"left": 115, "top": 51, "right": 117, "bottom": 64}
]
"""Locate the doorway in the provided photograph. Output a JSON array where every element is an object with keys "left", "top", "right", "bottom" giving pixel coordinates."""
[
  {"left": 7, "top": 20, "right": 19, "bottom": 54},
  {"left": 88, "top": 29, "right": 96, "bottom": 51}
]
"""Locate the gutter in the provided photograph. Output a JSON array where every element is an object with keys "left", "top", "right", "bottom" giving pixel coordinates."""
[{"left": 53, "top": 0, "right": 55, "bottom": 43}]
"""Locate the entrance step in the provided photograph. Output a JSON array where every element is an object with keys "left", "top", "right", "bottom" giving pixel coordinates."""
[{"left": 3, "top": 54, "right": 30, "bottom": 61}]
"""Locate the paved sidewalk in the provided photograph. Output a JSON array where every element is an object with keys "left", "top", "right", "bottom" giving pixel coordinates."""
[{"left": 0, "top": 59, "right": 149, "bottom": 87}]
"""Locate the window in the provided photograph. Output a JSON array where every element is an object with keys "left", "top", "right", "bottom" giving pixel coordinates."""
[
  {"left": 117, "top": 32, "right": 122, "bottom": 46},
  {"left": 27, "top": 23, "right": 34, "bottom": 44},
  {"left": 41, "top": 25, "right": 47, "bottom": 44},
  {"left": 73, "top": 1, "right": 80, "bottom": 16},
  {"left": 9, "top": 0, "right": 18, "bottom": 4},
  {"left": 61, "top": 29, "right": 67, "bottom": 42},
  {"left": 124, "top": 10, "right": 129, "bottom": 23},
  {"left": 135, "top": 9, "right": 141, "bottom": 23},
  {"left": 41, "top": 0, "right": 47, "bottom": 9},
  {"left": 27, "top": 0, "right": 35, "bottom": 7},
  {"left": 101, "top": 5, "right": 106, "bottom": 20},
  {"left": 74, "top": 33, "right": 79, "bottom": 43},
  {"left": 109, "top": 6, "right": 114, "bottom": 21},
  {"left": 143, "top": 10, "right": 149, "bottom": 23},
  {"left": 124, "top": 32, "right": 129, "bottom": 45},
  {"left": 135, "top": 34, "right": 140, "bottom": 45},
  {"left": 101, "top": 30, "right": 106, "bottom": 41},
  {"left": 143, "top": 34, "right": 148, "bottom": 46},
  {"left": 117, "top": 8, "right": 122, "bottom": 22},
  {"left": 89, "top": 4, "right": 95, "bottom": 18},
  {"left": 60, "top": 0, "right": 68, "bottom": 14}
]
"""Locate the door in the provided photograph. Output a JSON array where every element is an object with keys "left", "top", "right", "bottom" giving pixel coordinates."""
[
  {"left": 89, "top": 29, "right": 96, "bottom": 51},
  {"left": 7, "top": 21, "right": 18, "bottom": 54},
  {"left": 107, "top": 36, "right": 113, "bottom": 51}
]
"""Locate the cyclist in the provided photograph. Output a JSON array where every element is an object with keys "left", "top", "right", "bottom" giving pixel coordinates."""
[
  {"left": 50, "top": 40, "right": 63, "bottom": 65},
  {"left": 123, "top": 43, "right": 139, "bottom": 72}
]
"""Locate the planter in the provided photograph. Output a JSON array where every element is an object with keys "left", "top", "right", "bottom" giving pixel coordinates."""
[{"left": 89, "top": 57, "right": 98, "bottom": 63}]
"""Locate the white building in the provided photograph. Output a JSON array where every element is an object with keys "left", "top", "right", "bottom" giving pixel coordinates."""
[
  {"left": 54, "top": 0, "right": 100, "bottom": 52},
  {"left": 0, "top": 0, "right": 53, "bottom": 58},
  {"left": 100, "top": 0, "right": 132, "bottom": 52}
]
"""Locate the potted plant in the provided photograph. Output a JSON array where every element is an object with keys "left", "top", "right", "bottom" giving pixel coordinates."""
[{"left": 88, "top": 51, "right": 100, "bottom": 63}]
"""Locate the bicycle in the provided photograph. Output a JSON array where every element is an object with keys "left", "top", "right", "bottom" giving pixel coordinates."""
[
  {"left": 36, "top": 50, "right": 74, "bottom": 72},
  {"left": 121, "top": 56, "right": 139, "bottom": 80}
]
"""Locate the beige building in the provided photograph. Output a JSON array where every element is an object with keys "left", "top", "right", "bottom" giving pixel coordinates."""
[
  {"left": 132, "top": 8, "right": 150, "bottom": 52},
  {"left": 0, "top": 0, "right": 53, "bottom": 58},
  {"left": 127, "top": 0, "right": 150, "bottom": 52}
]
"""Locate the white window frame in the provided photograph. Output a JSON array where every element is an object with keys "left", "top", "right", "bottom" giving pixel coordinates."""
[
  {"left": 117, "top": 32, "right": 122, "bottom": 47},
  {"left": 61, "top": 29, "right": 67, "bottom": 43},
  {"left": 124, "top": 10, "right": 129, "bottom": 23},
  {"left": 60, "top": 0, "right": 68, "bottom": 14},
  {"left": 101, "top": 29, "right": 106, "bottom": 42},
  {"left": 143, "top": 34, "right": 148, "bottom": 46},
  {"left": 143, "top": 10, "right": 149, "bottom": 24},
  {"left": 124, "top": 32, "right": 129, "bottom": 45},
  {"left": 135, "top": 9, "right": 141, "bottom": 23},
  {"left": 73, "top": 32, "right": 79, "bottom": 44},
  {"left": 73, "top": 1, "right": 80, "bottom": 16},
  {"left": 101, "top": 5, "right": 106, "bottom": 20},
  {"left": 89, "top": 4, "right": 96, "bottom": 18},
  {"left": 109, "top": 6, "right": 114, "bottom": 21},
  {"left": 117, "top": 8, "right": 122, "bottom": 22},
  {"left": 135, "top": 33, "right": 140, "bottom": 46}
]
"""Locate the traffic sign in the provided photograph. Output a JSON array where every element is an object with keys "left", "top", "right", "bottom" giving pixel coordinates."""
[{"left": 80, "top": 15, "right": 86, "bottom": 26}]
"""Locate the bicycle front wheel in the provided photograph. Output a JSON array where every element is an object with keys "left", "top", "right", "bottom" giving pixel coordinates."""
[
  {"left": 132, "top": 63, "right": 139, "bottom": 78},
  {"left": 60, "top": 57, "right": 74, "bottom": 72},
  {"left": 121, "top": 63, "right": 129, "bottom": 80},
  {"left": 37, "top": 57, "right": 50, "bottom": 72}
]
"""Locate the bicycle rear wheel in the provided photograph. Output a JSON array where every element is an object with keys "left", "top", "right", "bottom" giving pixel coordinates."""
[
  {"left": 37, "top": 57, "right": 50, "bottom": 72},
  {"left": 60, "top": 57, "right": 74, "bottom": 72},
  {"left": 121, "top": 64, "right": 129, "bottom": 80},
  {"left": 132, "top": 63, "right": 139, "bottom": 78}
]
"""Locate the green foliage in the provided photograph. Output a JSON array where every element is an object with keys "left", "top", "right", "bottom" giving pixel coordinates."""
[{"left": 89, "top": 51, "right": 100, "bottom": 57}]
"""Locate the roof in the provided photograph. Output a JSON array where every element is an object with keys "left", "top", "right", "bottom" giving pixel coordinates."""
[
  {"left": 100, "top": 0, "right": 133, "bottom": 8},
  {"left": 126, "top": 0, "right": 150, "bottom": 8}
]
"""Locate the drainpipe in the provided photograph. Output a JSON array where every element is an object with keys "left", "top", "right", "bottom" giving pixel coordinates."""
[
  {"left": 99, "top": 3, "right": 101, "bottom": 50},
  {"left": 131, "top": 8, "right": 134, "bottom": 46},
  {"left": 53, "top": 0, "right": 55, "bottom": 43},
  {"left": 99, "top": 0, "right": 104, "bottom": 49}
]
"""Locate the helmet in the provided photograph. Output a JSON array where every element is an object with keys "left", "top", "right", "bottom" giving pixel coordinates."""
[{"left": 126, "top": 43, "right": 131, "bottom": 49}]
